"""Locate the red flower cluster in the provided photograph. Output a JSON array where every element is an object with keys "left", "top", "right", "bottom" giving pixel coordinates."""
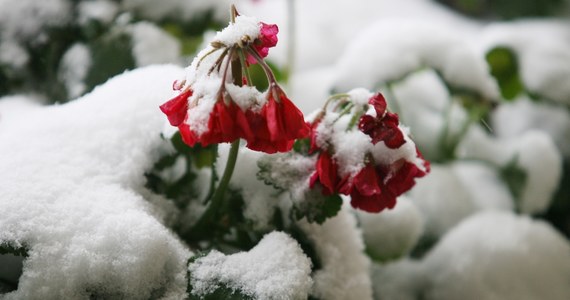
[
  {"left": 358, "top": 93, "right": 405, "bottom": 149},
  {"left": 309, "top": 92, "right": 429, "bottom": 213},
  {"left": 160, "top": 86, "right": 309, "bottom": 154},
  {"left": 247, "top": 22, "right": 279, "bottom": 65}
]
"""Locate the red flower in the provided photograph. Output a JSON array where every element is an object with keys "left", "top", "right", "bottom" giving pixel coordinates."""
[
  {"left": 358, "top": 93, "right": 405, "bottom": 149},
  {"left": 247, "top": 22, "right": 279, "bottom": 64},
  {"left": 265, "top": 87, "right": 310, "bottom": 142},
  {"left": 309, "top": 151, "right": 339, "bottom": 195},
  {"left": 244, "top": 110, "right": 294, "bottom": 154},
  {"left": 160, "top": 89, "right": 192, "bottom": 126},
  {"left": 198, "top": 100, "right": 255, "bottom": 147},
  {"left": 244, "top": 87, "right": 309, "bottom": 153}
]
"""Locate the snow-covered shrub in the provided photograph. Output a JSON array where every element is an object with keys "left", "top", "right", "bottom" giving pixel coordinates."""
[{"left": 1, "top": 0, "right": 569, "bottom": 299}]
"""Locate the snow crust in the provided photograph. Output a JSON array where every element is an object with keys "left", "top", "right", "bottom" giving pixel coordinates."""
[
  {"left": 0, "top": 65, "right": 191, "bottom": 299},
  {"left": 188, "top": 231, "right": 312, "bottom": 300}
]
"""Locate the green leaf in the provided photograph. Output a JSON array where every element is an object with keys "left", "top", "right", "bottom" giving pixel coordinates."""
[
  {"left": 294, "top": 191, "right": 343, "bottom": 225},
  {"left": 500, "top": 155, "right": 528, "bottom": 210},
  {"left": 485, "top": 47, "right": 524, "bottom": 101},
  {"left": 85, "top": 30, "right": 136, "bottom": 91}
]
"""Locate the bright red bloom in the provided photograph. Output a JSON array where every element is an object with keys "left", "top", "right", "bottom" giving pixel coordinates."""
[
  {"left": 159, "top": 89, "right": 192, "bottom": 126},
  {"left": 309, "top": 151, "right": 339, "bottom": 195},
  {"left": 265, "top": 88, "right": 310, "bottom": 142},
  {"left": 197, "top": 100, "right": 254, "bottom": 147},
  {"left": 244, "top": 88, "right": 309, "bottom": 153},
  {"left": 244, "top": 110, "right": 294, "bottom": 154},
  {"left": 358, "top": 93, "right": 405, "bottom": 149},
  {"left": 339, "top": 157, "right": 428, "bottom": 213},
  {"left": 247, "top": 22, "right": 279, "bottom": 64}
]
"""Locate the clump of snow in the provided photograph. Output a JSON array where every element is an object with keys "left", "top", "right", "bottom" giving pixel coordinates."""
[
  {"left": 78, "top": 0, "right": 119, "bottom": 25},
  {"left": 357, "top": 197, "right": 424, "bottom": 261},
  {"left": 452, "top": 161, "right": 513, "bottom": 211},
  {"left": 214, "top": 15, "right": 261, "bottom": 46},
  {"left": 226, "top": 83, "right": 267, "bottom": 112},
  {"left": 188, "top": 231, "right": 313, "bottom": 299},
  {"left": 422, "top": 211, "right": 570, "bottom": 300},
  {"left": 492, "top": 97, "right": 570, "bottom": 157},
  {"left": 0, "top": 41, "right": 29, "bottom": 70},
  {"left": 58, "top": 43, "right": 92, "bottom": 99},
  {"left": 332, "top": 20, "right": 499, "bottom": 100},
  {"left": 128, "top": 22, "right": 181, "bottom": 67},
  {"left": 457, "top": 126, "right": 562, "bottom": 214},
  {"left": 478, "top": 21, "right": 570, "bottom": 105},
  {"left": 299, "top": 206, "right": 373, "bottom": 300},
  {"left": 347, "top": 88, "right": 374, "bottom": 106},
  {"left": 0, "top": 65, "right": 191, "bottom": 299},
  {"left": 371, "top": 259, "right": 425, "bottom": 300},
  {"left": 409, "top": 164, "right": 476, "bottom": 238},
  {"left": 0, "top": 0, "right": 71, "bottom": 42}
]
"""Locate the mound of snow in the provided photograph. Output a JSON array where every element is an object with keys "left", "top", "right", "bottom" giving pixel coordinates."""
[
  {"left": 0, "top": 65, "right": 190, "bottom": 299},
  {"left": 422, "top": 211, "right": 570, "bottom": 300}
]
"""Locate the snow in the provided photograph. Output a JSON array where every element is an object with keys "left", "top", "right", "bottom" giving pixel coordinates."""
[
  {"left": 188, "top": 231, "right": 313, "bottom": 299},
  {"left": 332, "top": 20, "right": 499, "bottom": 100},
  {"left": 457, "top": 126, "right": 562, "bottom": 214},
  {"left": 213, "top": 15, "right": 261, "bottom": 47},
  {"left": 0, "top": 0, "right": 71, "bottom": 42},
  {"left": 409, "top": 164, "right": 476, "bottom": 238},
  {"left": 78, "top": 0, "right": 119, "bottom": 25},
  {"left": 0, "top": 41, "right": 29, "bottom": 70},
  {"left": 478, "top": 20, "right": 570, "bottom": 105},
  {"left": 492, "top": 97, "right": 570, "bottom": 157},
  {"left": 0, "top": 65, "right": 191, "bottom": 299},
  {"left": 357, "top": 197, "right": 424, "bottom": 261},
  {"left": 58, "top": 43, "right": 92, "bottom": 99},
  {"left": 299, "top": 206, "right": 373, "bottom": 300},
  {"left": 371, "top": 259, "right": 425, "bottom": 300},
  {"left": 217, "top": 145, "right": 281, "bottom": 230},
  {"left": 122, "top": 0, "right": 231, "bottom": 22},
  {"left": 128, "top": 22, "right": 181, "bottom": 67},
  {"left": 422, "top": 211, "right": 570, "bottom": 300}
]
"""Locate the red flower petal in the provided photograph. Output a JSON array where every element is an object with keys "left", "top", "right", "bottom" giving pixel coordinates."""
[
  {"left": 369, "top": 93, "right": 387, "bottom": 116},
  {"left": 309, "top": 151, "right": 338, "bottom": 195},
  {"left": 265, "top": 90, "right": 310, "bottom": 142},
  {"left": 160, "top": 89, "right": 192, "bottom": 126},
  {"left": 352, "top": 164, "right": 382, "bottom": 197}
]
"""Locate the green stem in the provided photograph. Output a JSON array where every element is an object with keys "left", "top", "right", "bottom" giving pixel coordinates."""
[{"left": 182, "top": 140, "right": 240, "bottom": 241}]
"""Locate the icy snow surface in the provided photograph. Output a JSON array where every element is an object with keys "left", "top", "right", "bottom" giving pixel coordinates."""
[
  {"left": 0, "top": 65, "right": 191, "bottom": 299},
  {"left": 188, "top": 231, "right": 312, "bottom": 300}
]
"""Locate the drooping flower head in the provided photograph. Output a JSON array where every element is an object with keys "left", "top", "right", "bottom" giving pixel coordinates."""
[
  {"left": 159, "top": 7, "right": 307, "bottom": 153},
  {"left": 307, "top": 88, "right": 430, "bottom": 213}
]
